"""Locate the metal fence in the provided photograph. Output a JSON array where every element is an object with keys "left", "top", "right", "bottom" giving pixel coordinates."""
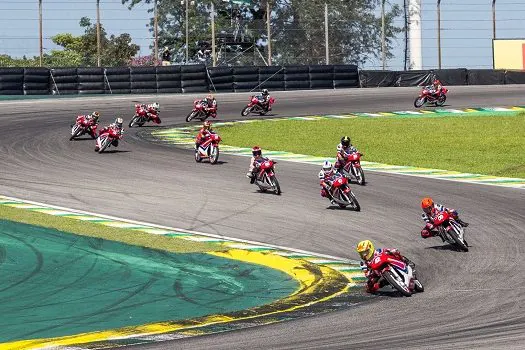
[{"left": 0, "top": 0, "right": 524, "bottom": 70}]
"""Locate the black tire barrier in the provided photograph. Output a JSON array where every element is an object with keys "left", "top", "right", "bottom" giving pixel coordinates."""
[
  {"left": 78, "top": 67, "right": 105, "bottom": 94},
  {"left": 50, "top": 68, "right": 78, "bottom": 95},
  {"left": 284, "top": 65, "right": 310, "bottom": 90},
  {"left": 207, "top": 67, "right": 234, "bottom": 92},
  {"left": 259, "top": 66, "right": 285, "bottom": 90},
  {"left": 130, "top": 67, "right": 157, "bottom": 94},
  {"left": 233, "top": 66, "right": 260, "bottom": 92},
  {"left": 432, "top": 68, "right": 468, "bottom": 86},
  {"left": 309, "top": 65, "right": 334, "bottom": 89},
  {"left": 104, "top": 67, "right": 131, "bottom": 94},
  {"left": 0, "top": 68, "right": 24, "bottom": 95},
  {"left": 467, "top": 69, "right": 506, "bottom": 85},
  {"left": 396, "top": 70, "right": 434, "bottom": 87},
  {"left": 334, "top": 64, "right": 359, "bottom": 88},
  {"left": 359, "top": 70, "right": 399, "bottom": 87},
  {"left": 181, "top": 65, "right": 208, "bottom": 93},
  {"left": 23, "top": 68, "right": 49, "bottom": 95},
  {"left": 505, "top": 70, "right": 525, "bottom": 84},
  {"left": 156, "top": 66, "right": 182, "bottom": 93}
]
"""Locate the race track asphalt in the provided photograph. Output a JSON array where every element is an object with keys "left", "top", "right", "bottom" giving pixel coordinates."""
[{"left": 0, "top": 85, "right": 524, "bottom": 350}]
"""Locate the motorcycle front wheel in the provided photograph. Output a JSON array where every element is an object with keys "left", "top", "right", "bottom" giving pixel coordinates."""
[
  {"left": 70, "top": 125, "right": 82, "bottom": 140},
  {"left": 97, "top": 136, "right": 111, "bottom": 154},
  {"left": 210, "top": 146, "right": 219, "bottom": 164},
  {"left": 241, "top": 106, "right": 252, "bottom": 117},
  {"left": 349, "top": 191, "right": 361, "bottom": 211},
  {"left": 354, "top": 166, "right": 366, "bottom": 185},
  {"left": 270, "top": 175, "right": 281, "bottom": 195},
  {"left": 414, "top": 97, "right": 426, "bottom": 108},
  {"left": 186, "top": 111, "right": 198, "bottom": 122},
  {"left": 448, "top": 223, "right": 469, "bottom": 252},
  {"left": 383, "top": 270, "right": 412, "bottom": 297},
  {"left": 129, "top": 115, "right": 144, "bottom": 127}
]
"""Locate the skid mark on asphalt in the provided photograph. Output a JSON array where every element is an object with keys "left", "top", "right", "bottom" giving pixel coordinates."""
[
  {"left": 0, "top": 195, "right": 364, "bottom": 349},
  {"left": 149, "top": 106, "right": 525, "bottom": 189}
]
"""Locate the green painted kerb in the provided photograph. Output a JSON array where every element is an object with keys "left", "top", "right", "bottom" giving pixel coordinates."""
[{"left": 0, "top": 219, "right": 298, "bottom": 343}]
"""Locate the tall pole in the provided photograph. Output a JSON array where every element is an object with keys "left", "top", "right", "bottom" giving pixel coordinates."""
[
  {"left": 266, "top": 0, "right": 272, "bottom": 65},
  {"left": 437, "top": 0, "right": 442, "bottom": 69},
  {"left": 211, "top": 2, "right": 216, "bottom": 67},
  {"left": 492, "top": 0, "right": 496, "bottom": 39},
  {"left": 408, "top": 0, "right": 422, "bottom": 70},
  {"left": 185, "top": 0, "right": 189, "bottom": 64},
  {"left": 381, "top": 0, "right": 386, "bottom": 70},
  {"left": 39, "top": 0, "right": 43, "bottom": 67},
  {"left": 324, "top": 3, "right": 329, "bottom": 64},
  {"left": 96, "top": 0, "right": 101, "bottom": 67},
  {"left": 154, "top": 0, "right": 158, "bottom": 66}
]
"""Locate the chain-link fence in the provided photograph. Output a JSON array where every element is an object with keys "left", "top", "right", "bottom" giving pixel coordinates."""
[{"left": 1, "top": 0, "right": 524, "bottom": 69}]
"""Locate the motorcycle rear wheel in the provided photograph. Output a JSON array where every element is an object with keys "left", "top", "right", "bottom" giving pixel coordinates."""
[
  {"left": 383, "top": 270, "right": 412, "bottom": 297},
  {"left": 414, "top": 97, "right": 426, "bottom": 108}
]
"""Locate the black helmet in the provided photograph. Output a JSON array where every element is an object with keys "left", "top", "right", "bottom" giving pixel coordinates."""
[
  {"left": 262, "top": 89, "right": 269, "bottom": 96},
  {"left": 341, "top": 136, "right": 351, "bottom": 148}
]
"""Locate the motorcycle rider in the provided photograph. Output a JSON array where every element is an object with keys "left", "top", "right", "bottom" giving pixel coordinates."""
[
  {"left": 195, "top": 121, "right": 213, "bottom": 149},
  {"left": 318, "top": 160, "right": 337, "bottom": 205},
  {"left": 246, "top": 146, "right": 271, "bottom": 184},
  {"left": 95, "top": 117, "right": 124, "bottom": 151},
  {"left": 146, "top": 102, "right": 161, "bottom": 124},
  {"left": 420, "top": 197, "right": 469, "bottom": 239},
  {"left": 256, "top": 89, "right": 272, "bottom": 111},
  {"left": 427, "top": 79, "right": 443, "bottom": 98},
  {"left": 198, "top": 94, "right": 217, "bottom": 119},
  {"left": 356, "top": 240, "right": 413, "bottom": 294},
  {"left": 335, "top": 136, "right": 359, "bottom": 173},
  {"left": 75, "top": 111, "right": 100, "bottom": 138}
]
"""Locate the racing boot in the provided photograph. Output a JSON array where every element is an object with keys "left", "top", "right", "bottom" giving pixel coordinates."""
[{"left": 456, "top": 218, "right": 469, "bottom": 227}]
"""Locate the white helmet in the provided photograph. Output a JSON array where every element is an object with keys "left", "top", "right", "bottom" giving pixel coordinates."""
[{"left": 322, "top": 160, "right": 333, "bottom": 172}]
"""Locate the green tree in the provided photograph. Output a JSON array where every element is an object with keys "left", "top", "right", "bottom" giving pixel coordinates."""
[{"left": 122, "top": 0, "right": 401, "bottom": 66}]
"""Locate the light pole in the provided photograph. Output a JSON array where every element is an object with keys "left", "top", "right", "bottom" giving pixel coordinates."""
[
  {"left": 211, "top": 2, "right": 216, "bottom": 67},
  {"left": 492, "top": 0, "right": 496, "bottom": 39},
  {"left": 381, "top": 0, "right": 386, "bottom": 70},
  {"left": 39, "top": 0, "right": 43, "bottom": 67},
  {"left": 154, "top": 0, "right": 158, "bottom": 66},
  {"left": 324, "top": 2, "right": 329, "bottom": 65},
  {"left": 437, "top": 0, "right": 442, "bottom": 69},
  {"left": 185, "top": 0, "right": 189, "bottom": 64},
  {"left": 96, "top": 0, "right": 101, "bottom": 67},
  {"left": 266, "top": 0, "right": 272, "bottom": 65}
]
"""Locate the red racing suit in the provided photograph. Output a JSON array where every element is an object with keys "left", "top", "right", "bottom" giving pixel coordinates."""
[
  {"left": 77, "top": 115, "right": 98, "bottom": 138},
  {"left": 361, "top": 248, "right": 407, "bottom": 293},
  {"left": 195, "top": 128, "right": 212, "bottom": 147},
  {"left": 335, "top": 143, "right": 358, "bottom": 172},
  {"left": 421, "top": 203, "right": 460, "bottom": 238}
]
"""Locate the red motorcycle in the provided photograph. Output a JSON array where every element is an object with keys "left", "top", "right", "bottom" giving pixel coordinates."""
[
  {"left": 253, "top": 159, "right": 281, "bottom": 195},
  {"left": 95, "top": 127, "right": 123, "bottom": 153},
  {"left": 129, "top": 104, "right": 161, "bottom": 127},
  {"left": 70, "top": 116, "right": 98, "bottom": 140},
  {"left": 432, "top": 210, "right": 469, "bottom": 251},
  {"left": 241, "top": 96, "right": 275, "bottom": 116},
  {"left": 414, "top": 86, "right": 448, "bottom": 108},
  {"left": 327, "top": 174, "right": 360, "bottom": 210},
  {"left": 186, "top": 100, "right": 216, "bottom": 122},
  {"left": 341, "top": 152, "right": 365, "bottom": 185},
  {"left": 368, "top": 252, "right": 424, "bottom": 297},
  {"left": 195, "top": 132, "right": 221, "bottom": 164}
]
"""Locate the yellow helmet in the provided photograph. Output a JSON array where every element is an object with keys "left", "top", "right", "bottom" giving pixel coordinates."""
[{"left": 356, "top": 240, "right": 375, "bottom": 261}]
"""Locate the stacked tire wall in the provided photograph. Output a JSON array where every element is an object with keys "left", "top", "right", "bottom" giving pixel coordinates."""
[{"left": 2, "top": 65, "right": 525, "bottom": 95}]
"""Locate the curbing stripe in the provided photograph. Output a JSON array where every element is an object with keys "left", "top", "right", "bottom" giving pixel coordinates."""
[
  {"left": 0, "top": 194, "right": 363, "bottom": 349},
  {"left": 151, "top": 106, "right": 524, "bottom": 189}
]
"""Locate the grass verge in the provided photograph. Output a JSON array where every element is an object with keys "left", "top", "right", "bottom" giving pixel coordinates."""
[
  {"left": 0, "top": 205, "right": 225, "bottom": 253},
  {"left": 217, "top": 113, "right": 525, "bottom": 178}
]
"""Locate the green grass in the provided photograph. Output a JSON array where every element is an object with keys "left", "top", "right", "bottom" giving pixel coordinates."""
[
  {"left": 217, "top": 113, "right": 525, "bottom": 178},
  {"left": 0, "top": 205, "right": 226, "bottom": 253}
]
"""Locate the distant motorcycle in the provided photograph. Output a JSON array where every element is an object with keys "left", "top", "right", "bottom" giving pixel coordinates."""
[
  {"left": 129, "top": 104, "right": 161, "bottom": 127},
  {"left": 186, "top": 100, "right": 216, "bottom": 122},
  {"left": 327, "top": 174, "right": 360, "bottom": 210},
  {"left": 341, "top": 152, "right": 365, "bottom": 185},
  {"left": 70, "top": 115, "right": 98, "bottom": 140},
  {"left": 241, "top": 96, "right": 275, "bottom": 116},
  {"left": 95, "top": 127, "right": 123, "bottom": 154},
  {"left": 368, "top": 252, "right": 424, "bottom": 297},
  {"left": 252, "top": 159, "right": 281, "bottom": 195},
  {"left": 195, "top": 132, "right": 221, "bottom": 164},
  {"left": 414, "top": 86, "right": 448, "bottom": 108}
]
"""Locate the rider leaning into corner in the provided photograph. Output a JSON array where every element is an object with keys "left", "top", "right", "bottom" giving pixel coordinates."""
[
  {"left": 256, "top": 89, "right": 272, "bottom": 110},
  {"left": 76, "top": 111, "right": 100, "bottom": 138},
  {"left": 356, "top": 240, "right": 414, "bottom": 294},
  {"left": 318, "top": 160, "right": 338, "bottom": 204},
  {"left": 195, "top": 121, "right": 213, "bottom": 148},
  {"left": 420, "top": 197, "right": 469, "bottom": 239},
  {"left": 95, "top": 117, "right": 124, "bottom": 151},
  {"left": 246, "top": 146, "right": 272, "bottom": 184},
  {"left": 200, "top": 94, "right": 218, "bottom": 118}
]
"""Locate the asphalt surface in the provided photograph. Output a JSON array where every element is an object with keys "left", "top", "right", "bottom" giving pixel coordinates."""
[{"left": 0, "top": 85, "right": 524, "bottom": 350}]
